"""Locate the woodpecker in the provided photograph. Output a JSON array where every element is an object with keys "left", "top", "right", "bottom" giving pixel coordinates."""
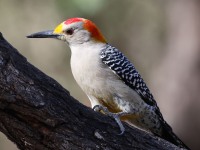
[{"left": 27, "top": 18, "right": 189, "bottom": 149}]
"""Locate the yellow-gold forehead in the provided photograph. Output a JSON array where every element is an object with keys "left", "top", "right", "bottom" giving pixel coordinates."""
[{"left": 53, "top": 23, "right": 63, "bottom": 34}]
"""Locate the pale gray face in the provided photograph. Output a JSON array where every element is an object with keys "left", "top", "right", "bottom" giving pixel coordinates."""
[
  {"left": 27, "top": 21, "right": 91, "bottom": 46},
  {"left": 60, "top": 22, "right": 91, "bottom": 45}
]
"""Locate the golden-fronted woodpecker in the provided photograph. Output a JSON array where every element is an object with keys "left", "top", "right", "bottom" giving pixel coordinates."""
[{"left": 27, "top": 18, "right": 189, "bottom": 149}]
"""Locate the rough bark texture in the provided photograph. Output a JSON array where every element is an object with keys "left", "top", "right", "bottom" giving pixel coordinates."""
[{"left": 0, "top": 32, "right": 180, "bottom": 150}]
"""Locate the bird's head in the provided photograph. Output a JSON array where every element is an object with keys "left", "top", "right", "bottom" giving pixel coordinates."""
[{"left": 27, "top": 18, "right": 106, "bottom": 45}]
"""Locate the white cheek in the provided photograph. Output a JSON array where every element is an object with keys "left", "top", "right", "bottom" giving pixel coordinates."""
[
  {"left": 81, "top": 31, "right": 90, "bottom": 41},
  {"left": 60, "top": 35, "right": 66, "bottom": 41},
  {"left": 69, "top": 30, "right": 90, "bottom": 44}
]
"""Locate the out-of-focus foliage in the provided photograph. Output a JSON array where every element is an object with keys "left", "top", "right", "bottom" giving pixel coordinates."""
[
  {"left": 0, "top": 0, "right": 199, "bottom": 149},
  {"left": 57, "top": 0, "right": 107, "bottom": 16}
]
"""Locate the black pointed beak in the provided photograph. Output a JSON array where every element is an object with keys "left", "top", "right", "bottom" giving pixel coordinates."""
[{"left": 27, "top": 30, "right": 60, "bottom": 39}]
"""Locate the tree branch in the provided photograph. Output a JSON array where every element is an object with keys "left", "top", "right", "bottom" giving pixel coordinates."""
[{"left": 0, "top": 33, "right": 180, "bottom": 150}]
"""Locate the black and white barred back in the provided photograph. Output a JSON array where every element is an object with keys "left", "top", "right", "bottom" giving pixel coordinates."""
[
  {"left": 100, "top": 44, "right": 156, "bottom": 106},
  {"left": 100, "top": 44, "right": 167, "bottom": 125},
  {"left": 100, "top": 44, "right": 190, "bottom": 149}
]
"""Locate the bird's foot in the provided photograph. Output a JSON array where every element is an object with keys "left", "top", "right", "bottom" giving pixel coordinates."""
[{"left": 93, "top": 105, "right": 129, "bottom": 135}]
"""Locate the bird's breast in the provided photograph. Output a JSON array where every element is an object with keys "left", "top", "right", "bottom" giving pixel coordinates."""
[
  {"left": 70, "top": 44, "right": 113, "bottom": 97},
  {"left": 69, "top": 43, "right": 145, "bottom": 113}
]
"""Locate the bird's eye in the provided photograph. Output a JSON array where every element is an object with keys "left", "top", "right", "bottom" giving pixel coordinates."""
[{"left": 65, "top": 28, "right": 74, "bottom": 35}]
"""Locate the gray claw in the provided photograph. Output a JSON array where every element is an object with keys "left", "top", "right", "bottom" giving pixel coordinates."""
[{"left": 93, "top": 105, "right": 126, "bottom": 135}]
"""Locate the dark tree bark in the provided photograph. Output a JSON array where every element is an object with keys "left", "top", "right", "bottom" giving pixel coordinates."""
[{"left": 0, "top": 32, "right": 180, "bottom": 150}]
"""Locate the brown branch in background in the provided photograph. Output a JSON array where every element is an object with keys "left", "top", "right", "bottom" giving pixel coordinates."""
[{"left": 0, "top": 32, "right": 179, "bottom": 150}]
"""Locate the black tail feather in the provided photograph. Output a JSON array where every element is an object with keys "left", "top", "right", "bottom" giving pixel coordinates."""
[{"left": 161, "top": 121, "right": 190, "bottom": 150}]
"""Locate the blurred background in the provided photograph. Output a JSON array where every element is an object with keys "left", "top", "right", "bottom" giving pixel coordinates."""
[{"left": 0, "top": 0, "right": 199, "bottom": 149}]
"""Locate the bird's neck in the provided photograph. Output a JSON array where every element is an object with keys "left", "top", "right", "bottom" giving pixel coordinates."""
[
  {"left": 69, "top": 41, "right": 107, "bottom": 56},
  {"left": 69, "top": 41, "right": 107, "bottom": 92}
]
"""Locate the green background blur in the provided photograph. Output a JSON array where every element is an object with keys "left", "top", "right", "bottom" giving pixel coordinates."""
[{"left": 0, "top": 0, "right": 200, "bottom": 149}]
